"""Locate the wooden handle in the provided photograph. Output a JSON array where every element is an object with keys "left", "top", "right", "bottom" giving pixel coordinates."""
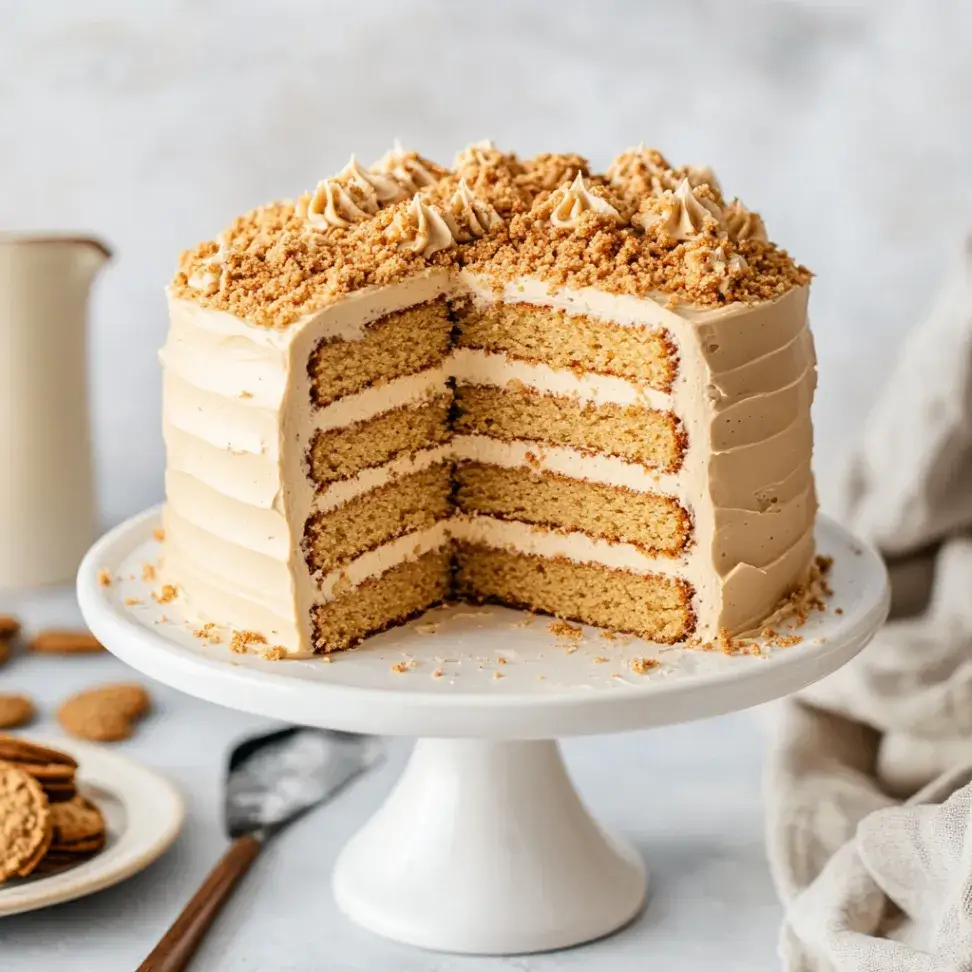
[{"left": 138, "top": 834, "right": 262, "bottom": 972}]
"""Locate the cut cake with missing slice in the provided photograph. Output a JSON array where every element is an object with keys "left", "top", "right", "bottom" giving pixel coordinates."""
[{"left": 160, "top": 143, "right": 816, "bottom": 656}]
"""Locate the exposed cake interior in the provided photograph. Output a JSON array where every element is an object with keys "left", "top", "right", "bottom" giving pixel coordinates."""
[{"left": 161, "top": 142, "right": 816, "bottom": 657}]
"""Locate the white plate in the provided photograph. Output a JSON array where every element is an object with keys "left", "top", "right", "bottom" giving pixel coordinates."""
[{"left": 0, "top": 737, "right": 184, "bottom": 917}]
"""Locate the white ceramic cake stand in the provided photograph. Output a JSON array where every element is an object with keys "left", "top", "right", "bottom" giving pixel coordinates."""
[{"left": 77, "top": 508, "right": 888, "bottom": 955}]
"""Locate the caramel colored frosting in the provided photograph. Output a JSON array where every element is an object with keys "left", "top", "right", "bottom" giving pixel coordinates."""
[
  {"left": 548, "top": 172, "right": 620, "bottom": 229},
  {"left": 724, "top": 199, "right": 768, "bottom": 242},
  {"left": 369, "top": 140, "right": 444, "bottom": 194},
  {"left": 385, "top": 195, "right": 454, "bottom": 256},
  {"left": 172, "top": 141, "right": 810, "bottom": 328},
  {"left": 635, "top": 179, "right": 725, "bottom": 241},
  {"left": 444, "top": 179, "right": 502, "bottom": 241}
]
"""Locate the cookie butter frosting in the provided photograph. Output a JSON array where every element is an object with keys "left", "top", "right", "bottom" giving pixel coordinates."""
[{"left": 163, "top": 141, "right": 816, "bottom": 655}]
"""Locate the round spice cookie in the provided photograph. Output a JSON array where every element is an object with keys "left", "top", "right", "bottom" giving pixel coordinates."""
[
  {"left": 50, "top": 795, "right": 105, "bottom": 848},
  {"left": 57, "top": 683, "right": 152, "bottom": 742},
  {"left": 0, "top": 735, "right": 77, "bottom": 769},
  {"left": 16, "top": 824, "right": 53, "bottom": 879},
  {"left": 0, "top": 695, "right": 36, "bottom": 731},
  {"left": 0, "top": 760, "right": 52, "bottom": 882}
]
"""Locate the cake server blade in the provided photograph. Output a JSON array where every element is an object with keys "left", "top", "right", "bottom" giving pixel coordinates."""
[
  {"left": 224, "top": 726, "right": 384, "bottom": 838},
  {"left": 138, "top": 727, "right": 384, "bottom": 972}
]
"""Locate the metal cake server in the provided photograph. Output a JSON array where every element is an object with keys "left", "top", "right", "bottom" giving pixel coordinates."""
[{"left": 139, "top": 727, "right": 384, "bottom": 972}]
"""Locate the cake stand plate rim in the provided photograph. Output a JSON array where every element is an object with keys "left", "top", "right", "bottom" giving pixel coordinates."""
[{"left": 77, "top": 507, "right": 889, "bottom": 738}]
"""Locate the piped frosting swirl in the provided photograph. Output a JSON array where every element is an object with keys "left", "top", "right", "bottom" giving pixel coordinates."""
[
  {"left": 548, "top": 172, "right": 620, "bottom": 228},
  {"left": 339, "top": 154, "right": 409, "bottom": 206},
  {"left": 444, "top": 179, "right": 503, "bottom": 242},
  {"left": 384, "top": 195, "right": 455, "bottom": 256},
  {"left": 635, "top": 178, "right": 725, "bottom": 241},
  {"left": 724, "top": 199, "right": 768, "bottom": 242},
  {"left": 370, "top": 141, "right": 444, "bottom": 195}
]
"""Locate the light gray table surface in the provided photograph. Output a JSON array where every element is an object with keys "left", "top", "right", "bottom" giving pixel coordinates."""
[{"left": 0, "top": 584, "right": 781, "bottom": 971}]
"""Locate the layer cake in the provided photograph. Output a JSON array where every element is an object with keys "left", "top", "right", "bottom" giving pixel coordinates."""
[{"left": 161, "top": 142, "right": 816, "bottom": 657}]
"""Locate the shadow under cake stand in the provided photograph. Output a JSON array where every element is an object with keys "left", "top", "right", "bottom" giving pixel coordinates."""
[{"left": 77, "top": 508, "right": 889, "bottom": 955}]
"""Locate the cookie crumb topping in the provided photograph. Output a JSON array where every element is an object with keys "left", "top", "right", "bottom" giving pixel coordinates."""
[{"left": 172, "top": 141, "right": 811, "bottom": 327}]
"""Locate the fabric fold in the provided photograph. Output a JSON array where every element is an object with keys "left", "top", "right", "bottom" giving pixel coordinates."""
[{"left": 769, "top": 235, "right": 972, "bottom": 971}]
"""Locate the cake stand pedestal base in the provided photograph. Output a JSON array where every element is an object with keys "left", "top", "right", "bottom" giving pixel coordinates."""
[{"left": 333, "top": 738, "right": 645, "bottom": 954}]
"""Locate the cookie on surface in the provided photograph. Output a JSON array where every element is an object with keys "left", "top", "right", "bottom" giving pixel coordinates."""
[
  {"left": 0, "top": 695, "right": 36, "bottom": 731},
  {"left": 28, "top": 629, "right": 104, "bottom": 655},
  {"left": 0, "top": 760, "right": 52, "bottom": 882},
  {"left": 50, "top": 795, "right": 105, "bottom": 849},
  {"left": 57, "top": 683, "right": 152, "bottom": 742}
]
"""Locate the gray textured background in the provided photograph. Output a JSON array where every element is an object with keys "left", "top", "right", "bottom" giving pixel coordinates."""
[{"left": 4, "top": 0, "right": 972, "bottom": 523}]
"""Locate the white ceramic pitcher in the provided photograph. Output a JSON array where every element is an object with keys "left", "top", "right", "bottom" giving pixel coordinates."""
[{"left": 0, "top": 234, "right": 110, "bottom": 589}]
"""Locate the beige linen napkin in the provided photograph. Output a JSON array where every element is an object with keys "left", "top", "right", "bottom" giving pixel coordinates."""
[{"left": 767, "top": 235, "right": 972, "bottom": 971}]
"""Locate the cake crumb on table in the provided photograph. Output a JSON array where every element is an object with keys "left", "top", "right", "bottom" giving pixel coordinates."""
[
  {"left": 631, "top": 657, "right": 659, "bottom": 674},
  {"left": 391, "top": 658, "right": 418, "bottom": 673},
  {"left": 261, "top": 645, "right": 287, "bottom": 661},
  {"left": 97, "top": 569, "right": 112, "bottom": 587},
  {"left": 153, "top": 527, "right": 166, "bottom": 542},
  {"left": 142, "top": 563, "right": 157, "bottom": 582},
  {"left": 594, "top": 656, "right": 609, "bottom": 664}
]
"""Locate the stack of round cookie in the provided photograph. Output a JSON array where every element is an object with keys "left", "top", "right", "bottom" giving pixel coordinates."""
[{"left": 0, "top": 737, "right": 106, "bottom": 883}]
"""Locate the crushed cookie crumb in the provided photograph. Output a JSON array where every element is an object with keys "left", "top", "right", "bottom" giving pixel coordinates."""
[
  {"left": 593, "top": 656, "right": 609, "bottom": 664},
  {"left": 230, "top": 629, "right": 267, "bottom": 654},
  {"left": 432, "top": 668, "right": 444, "bottom": 679},
  {"left": 124, "top": 597, "right": 142, "bottom": 607},
  {"left": 171, "top": 143, "right": 809, "bottom": 329},
  {"left": 391, "top": 658, "right": 418, "bottom": 673},
  {"left": 142, "top": 563, "right": 157, "bottom": 582},
  {"left": 97, "top": 568, "right": 112, "bottom": 587},
  {"left": 152, "top": 584, "right": 179, "bottom": 605},
  {"left": 496, "top": 656, "right": 508, "bottom": 665},
  {"left": 631, "top": 657, "right": 660, "bottom": 674},
  {"left": 262, "top": 645, "right": 287, "bottom": 661},
  {"left": 600, "top": 630, "right": 618, "bottom": 641},
  {"left": 548, "top": 620, "right": 583, "bottom": 642},
  {"left": 414, "top": 623, "right": 439, "bottom": 635},
  {"left": 153, "top": 527, "right": 166, "bottom": 542},
  {"left": 493, "top": 670, "right": 504, "bottom": 680},
  {"left": 193, "top": 622, "right": 223, "bottom": 645}
]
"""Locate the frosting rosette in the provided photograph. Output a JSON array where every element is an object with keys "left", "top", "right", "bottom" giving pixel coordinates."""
[
  {"left": 635, "top": 178, "right": 725, "bottom": 241},
  {"left": 370, "top": 141, "right": 444, "bottom": 195},
  {"left": 548, "top": 172, "right": 620, "bottom": 228},
  {"left": 443, "top": 179, "right": 502, "bottom": 242},
  {"left": 384, "top": 195, "right": 455, "bottom": 256}
]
